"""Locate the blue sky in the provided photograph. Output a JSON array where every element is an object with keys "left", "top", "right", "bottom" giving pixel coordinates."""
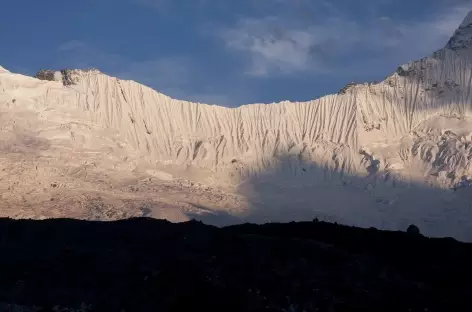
[{"left": 1, "top": 0, "right": 471, "bottom": 106}]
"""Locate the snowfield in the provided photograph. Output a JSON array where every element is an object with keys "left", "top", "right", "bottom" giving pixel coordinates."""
[{"left": 1, "top": 11, "right": 472, "bottom": 240}]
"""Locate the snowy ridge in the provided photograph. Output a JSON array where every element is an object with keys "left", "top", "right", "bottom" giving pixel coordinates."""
[
  {"left": 70, "top": 71, "right": 358, "bottom": 174},
  {"left": 2, "top": 11, "right": 472, "bottom": 240},
  {"left": 39, "top": 10, "right": 472, "bottom": 188},
  {"left": 2, "top": 11, "right": 472, "bottom": 187}
]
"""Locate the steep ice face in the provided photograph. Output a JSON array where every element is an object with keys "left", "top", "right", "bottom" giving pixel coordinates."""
[
  {"left": 13, "top": 11, "right": 471, "bottom": 186},
  {"left": 446, "top": 10, "right": 472, "bottom": 51},
  {"left": 2, "top": 11, "right": 472, "bottom": 240}
]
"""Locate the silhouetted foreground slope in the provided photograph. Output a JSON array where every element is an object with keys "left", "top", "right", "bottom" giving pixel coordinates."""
[{"left": 0, "top": 218, "right": 471, "bottom": 312}]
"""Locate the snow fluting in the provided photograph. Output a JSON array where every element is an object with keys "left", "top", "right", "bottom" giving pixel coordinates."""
[{"left": 1, "top": 11, "right": 472, "bottom": 240}]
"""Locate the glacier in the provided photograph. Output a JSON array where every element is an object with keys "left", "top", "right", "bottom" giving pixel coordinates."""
[{"left": 1, "top": 11, "right": 472, "bottom": 240}]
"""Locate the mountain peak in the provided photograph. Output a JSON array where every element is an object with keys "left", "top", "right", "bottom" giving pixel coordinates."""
[
  {"left": 0, "top": 65, "right": 9, "bottom": 73},
  {"left": 446, "top": 10, "right": 472, "bottom": 51}
]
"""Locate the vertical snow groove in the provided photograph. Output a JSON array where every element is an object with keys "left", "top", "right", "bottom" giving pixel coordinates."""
[
  {"left": 63, "top": 45, "right": 470, "bottom": 175},
  {"left": 2, "top": 11, "right": 471, "bottom": 180}
]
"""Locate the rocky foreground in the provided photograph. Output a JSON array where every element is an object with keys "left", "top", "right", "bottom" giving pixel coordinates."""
[{"left": 0, "top": 218, "right": 471, "bottom": 312}]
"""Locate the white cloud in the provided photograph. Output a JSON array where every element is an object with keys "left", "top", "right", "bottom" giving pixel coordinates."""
[
  {"left": 220, "top": 4, "right": 472, "bottom": 77},
  {"left": 221, "top": 17, "right": 326, "bottom": 76}
]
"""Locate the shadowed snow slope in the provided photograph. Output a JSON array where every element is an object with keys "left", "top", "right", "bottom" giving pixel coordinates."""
[{"left": 1, "top": 11, "right": 472, "bottom": 240}]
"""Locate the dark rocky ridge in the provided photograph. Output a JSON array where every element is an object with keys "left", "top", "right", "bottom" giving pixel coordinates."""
[
  {"left": 34, "top": 69, "right": 76, "bottom": 86},
  {"left": 34, "top": 70, "right": 57, "bottom": 82},
  {"left": 0, "top": 218, "right": 471, "bottom": 312},
  {"left": 34, "top": 69, "right": 99, "bottom": 86}
]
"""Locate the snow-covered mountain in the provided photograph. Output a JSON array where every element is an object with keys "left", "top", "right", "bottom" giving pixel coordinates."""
[{"left": 1, "top": 11, "right": 472, "bottom": 240}]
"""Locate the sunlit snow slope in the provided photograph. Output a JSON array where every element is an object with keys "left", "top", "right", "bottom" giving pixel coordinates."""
[{"left": 1, "top": 11, "right": 472, "bottom": 240}]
